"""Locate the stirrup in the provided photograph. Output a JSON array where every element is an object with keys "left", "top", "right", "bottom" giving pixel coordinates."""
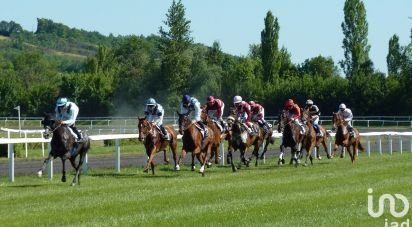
[{"left": 162, "top": 134, "right": 170, "bottom": 141}]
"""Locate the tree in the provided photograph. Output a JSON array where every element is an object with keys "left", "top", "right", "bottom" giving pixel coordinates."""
[
  {"left": 0, "top": 20, "right": 23, "bottom": 37},
  {"left": 159, "top": 0, "right": 193, "bottom": 107},
  {"left": 386, "top": 35, "right": 402, "bottom": 76},
  {"left": 261, "top": 11, "right": 280, "bottom": 82},
  {"left": 340, "top": 0, "right": 371, "bottom": 78},
  {"left": 299, "top": 56, "right": 339, "bottom": 78}
]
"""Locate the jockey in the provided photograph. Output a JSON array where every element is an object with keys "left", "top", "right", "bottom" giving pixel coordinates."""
[
  {"left": 180, "top": 94, "right": 208, "bottom": 138},
  {"left": 205, "top": 95, "right": 225, "bottom": 128},
  {"left": 248, "top": 101, "right": 270, "bottom": 133},
  {"left": 304, "top": 99, "right": 322, "bottom": 137},
  {"left": 54, "top": 97, "right": 82, "bottom": 142},
  {"left": 144, "top": 98, "right": 169, "bottom": 140},
  {"left": 337, "top": 103, "right": 355, "bottom": 137},
  {"left": 233, "top": 95, "right": 256, "bottom": 135},
  {"left": 283, "top": 99, "right": 305, "bottom": 135}
]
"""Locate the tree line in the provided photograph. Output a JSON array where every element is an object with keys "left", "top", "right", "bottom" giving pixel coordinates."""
[{"left": 0, "top": 0, "right": 411, "bottom": 118}]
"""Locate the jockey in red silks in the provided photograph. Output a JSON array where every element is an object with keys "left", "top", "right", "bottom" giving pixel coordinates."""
[
  {"left": 283, "top": 99, "right": 305, "bottom": 134},
  {"left": 249, "top": 101, "right": 271, "bottom": 133},
  {"left": 205, "top": 96, "right": 225, "bottom": 129},
  {"left": 233, "top": 95, "right": 256, "bottom": 135}
]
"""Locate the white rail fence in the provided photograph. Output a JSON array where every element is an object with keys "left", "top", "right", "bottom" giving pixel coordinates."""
[{"left": 1, "top": 127, "right": 412, "bottom": 183}]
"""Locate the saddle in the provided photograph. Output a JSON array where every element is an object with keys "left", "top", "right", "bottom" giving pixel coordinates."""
[{"left": 194, "top": 123, "right": 208, "bottom": 140}]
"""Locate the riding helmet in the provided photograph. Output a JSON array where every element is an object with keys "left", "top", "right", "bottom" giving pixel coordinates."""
[
  {"left": 146, "top": 98, "right": 157, "bottom": 106},
  {"left": 285, "top": 99, "right": 294, "bottom": 107},
  {"left": 233, "top": 95, "right": 242, "bottom": 104},
  {"left": 56, "top": 97, "right": 68, "bottom": 107},
  {"left": 306, "top": 99, "right": 313, "bottom": 105},
  {"left": 182, "top": 94, "right": 191, "bottom": 104},
  {"left": 339, "top": 103, "right": 346, "bottom": 110}
]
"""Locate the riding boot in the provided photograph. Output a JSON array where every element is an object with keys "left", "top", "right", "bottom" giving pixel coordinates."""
[
  {"left": 71, "top": 125, "right": 82, "bottom": 142},
  {"left": 160, "top": 125, "right": 170, "bottom": 140},
  {"left": 198, "top": 121, "right": 208, "bottom": 138},
  {"left": 348, "top": 126, "right": 356, "bottom": 138}
]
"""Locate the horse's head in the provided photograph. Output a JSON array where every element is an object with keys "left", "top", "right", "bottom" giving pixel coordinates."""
[
  {"left": 176, "top": 111, "right": 192, "bottom": 135},
  {"left": 277, "top": 110, "right": 287, "bottom": 133},
  {"left": 200, "top": 106, "right": 209, "bottom": 123},
  {"left": 301, "top": 108, "right": 312, "bottom": 125},
  {"left": 332, "top": 112, "right": 345, "bottom": 128},
  {"left": 41, "top": 113, "right": 59, "bottom": 139},
  {"left": 137, "top": 117, "right": 152, "bottom": 141}
]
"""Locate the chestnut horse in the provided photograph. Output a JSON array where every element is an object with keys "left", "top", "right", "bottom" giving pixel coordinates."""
[
  {"left": 277, "top": 110, "right": 304, "bottom": 166},
  {"left": 200, "top": 108, "right": 224, "bottom": 166},
  {"left": 38, "top": 113, "right": 90, "bottom": 186},
  {"left": 332, "top": 112, "right": 364, "bottom": 164},
  {"left": 137, "top": 117, "right": 178, "bottom": 175},
  {"left": 300, "top": 109, "right": 318, "bottom": 166},
  {"left": 227, "top": 118, "right": 264, "bottom": 172},
  {"left": 314, "top": 125, "right": 331, "bottom": 159},
  {"left": 176, "top": 112, "right": 215, "bottom": 176}
]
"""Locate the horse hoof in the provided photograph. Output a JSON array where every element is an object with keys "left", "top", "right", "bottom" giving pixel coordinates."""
[
  {"left": 175, "top": 165, "right": 180, "bottom": 171},
  {"left": 207, "top": 162, "right": 212, "bottom": 168},
  {"left": 317, "top": 156, "right": 322, "bottom": 160},
  {"left": 71, "top": 183, "right": 76, "bottom": 186},
  {"left": 199, "top": 166, "right": 205, "bottom": 174},
  {"left": 143, "top": 169, "right": 149, "bottom": 173},
  {"left": 61, "top": 176, "right": 66, "bottom": 182},
  {"left": 37, "top": 170, "right": 42, "bottom": 177}
]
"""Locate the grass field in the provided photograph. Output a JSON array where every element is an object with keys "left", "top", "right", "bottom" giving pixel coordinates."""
[{"left": 0, "top": 152, "right": 411, "bottom": 226}]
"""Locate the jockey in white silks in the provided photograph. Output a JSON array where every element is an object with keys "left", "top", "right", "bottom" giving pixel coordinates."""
[
  {"left": 336, "top": 103, "right": 355, "bottom": 137},
  {"left": 54, "top": 97, "right": 82, "bottom": 141},
  {"left": 180, "top": 94, "right": 208, "bottom": 138},
  {"left": 144, "top": 98, "right": 169, "bottom": 140}
]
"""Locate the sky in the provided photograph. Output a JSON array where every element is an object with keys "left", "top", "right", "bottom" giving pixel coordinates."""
[{"left": 2, "top": 0, "right": 412, "bottom": 74}]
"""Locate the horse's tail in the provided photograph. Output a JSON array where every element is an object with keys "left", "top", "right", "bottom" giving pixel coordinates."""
[{"left": 358, "top": 141, "right": 364, "bottom": 151}]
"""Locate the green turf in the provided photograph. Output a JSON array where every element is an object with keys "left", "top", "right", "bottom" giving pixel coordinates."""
[{"left": 0, "top": 152, "right": 411, "bottom": 226}]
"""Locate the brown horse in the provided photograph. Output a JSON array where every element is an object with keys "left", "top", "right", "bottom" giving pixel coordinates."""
[
  {"left": 256, "top": 121, "right": 275, "bottom": 160},
  {"left": 176, "top": 111, "right": 215, "bottom": 176},
  {"left": 227, "top": 117, "right": 264, "bottom": 172},
  {"left": 314, "top": 125, "right": 331, "bottom": 159},
  {"left": 332, "top": 112, "right": 364, "bottom": 164},
  {"left": 277, "top": 110, "right": 304, "bottom": 166},
  {"left": 300, "top": 109, "right": 318, "bottom": 166},
  {"left": 137, "top": 118, "right": 178, "bottom": 175},
  {"left": 200, "top": 108, "right": 225, "bottom": 166}
]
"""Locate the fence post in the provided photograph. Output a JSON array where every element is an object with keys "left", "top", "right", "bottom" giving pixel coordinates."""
[
  {"left": 24, "top": 131, "right": 28, "bottom": 158},
  {"left": 379, "top": 136, "right": 382, "bottom": 155},
  {"left": 115, "top": 139, "right": 121, "bottom": 173},
  {"left": 399, "top": 136, "right": 403, "bottom": 154},
  {"left": 47, "top": 142, "right": 53, "bottom": 180},
  {"left": 220, "top": 142, "right": 225, "bottom": 166},
  {"left": 8, "top": 143, "right": 14, "bottom": 182},
  {"left": 367, "top": 136, "right": 370, "bottom": 157},
  {"left": 389, "top": 136, "right": 393, "bottom": 155}
]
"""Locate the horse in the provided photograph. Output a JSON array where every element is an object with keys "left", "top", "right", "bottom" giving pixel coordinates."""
[
  {"left": 227, "top": 117, "right": 264, "bottom": 172},
  {"left": 277, "top": 110, "right": 304, "bottom": 166},
  {"left": 332, "top": 112, "right": 364, "bottom": 164},
  {"left": 176, "top": 111, "right": 215, "bottom": 176},
  {"left": 200, "top": 108, "right": 224, "bottom": 167},
  {"left": 256, "top": 121, "right": 275, "bottom": 160},
  {"left": 37, "top": 113, "right": 90, "bottom": 186},
  {"left": 314, "top": 124, "right": 331, "bottom": 159},
  {"left": 299, "top": 109, "right": 319, "bottom": 166},
  {"left": 137, "top": 117, "right": 178, "bottom": 175}
]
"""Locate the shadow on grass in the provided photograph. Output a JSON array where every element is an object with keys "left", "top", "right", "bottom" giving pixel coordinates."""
[{"left": 8, "top": 184, "right": 44, "bottom": 188}]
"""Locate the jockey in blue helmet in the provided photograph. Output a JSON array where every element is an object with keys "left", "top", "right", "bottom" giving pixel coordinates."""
[{"left": 180, "top": 94, "right": 208, "bottom": 138}]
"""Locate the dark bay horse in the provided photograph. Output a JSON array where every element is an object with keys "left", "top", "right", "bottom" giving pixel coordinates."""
[
  {"left": 277, "top": 110, "right": 304, "bottom": 166},
  {"left": 176, "top": 112, "right": 215, "bottom": 176},
  {"left": 38, "top": 113, "right": 90, "bottom": 186},
  {"left": 332, "top": 112, "right": 364, "bottom": 164},
  {"left": 227, "top": 118, "right": 264, "bottom": 172},
  {"left": 138, "top": 117, "right": 178, "bottom": 175},
  {"left": 257, "top": 121, "right": 275, "bottom": 160}
]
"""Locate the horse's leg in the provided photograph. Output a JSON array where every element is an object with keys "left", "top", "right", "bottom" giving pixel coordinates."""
[
  {"left": 170, "top": 142, "right": 178, "bottom": 170},
  {"left": 322, "top": 139, "right": 331, "bottom": 159},
  {"left": 37, "top": 153, "right": 52, "bottom": 177},
  {"left": 163, "top": 150, "right": 169, "bottom": 164},
  {"left": 191, "top": 152, "right": 196, "bottom": 171},
  {"left": 144, "top": 148, "right": 157, "bottom": 175},
  {"left": 228, "top": 148, "right": 237, "bottom": 172},
  {"left": 176, "top": 148, "right": 187, "bottom": 171},
  {"left": 61, "top": 158, "right": 67, "bottom": 182},
  {"left": 278, "top": 144, "right": 285, "bottom": 165},
  {"left": 72, "top": 152, "right": 86, "bottom": 186},
  {"left": 200, "top": 146, "right": 211, "bottom": 176},
  {"left": 332, "top": 143, "right": 339, "bottom": 158},
  {"left": 253, "top": 143, "right": 260, "bottom": 167}
]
